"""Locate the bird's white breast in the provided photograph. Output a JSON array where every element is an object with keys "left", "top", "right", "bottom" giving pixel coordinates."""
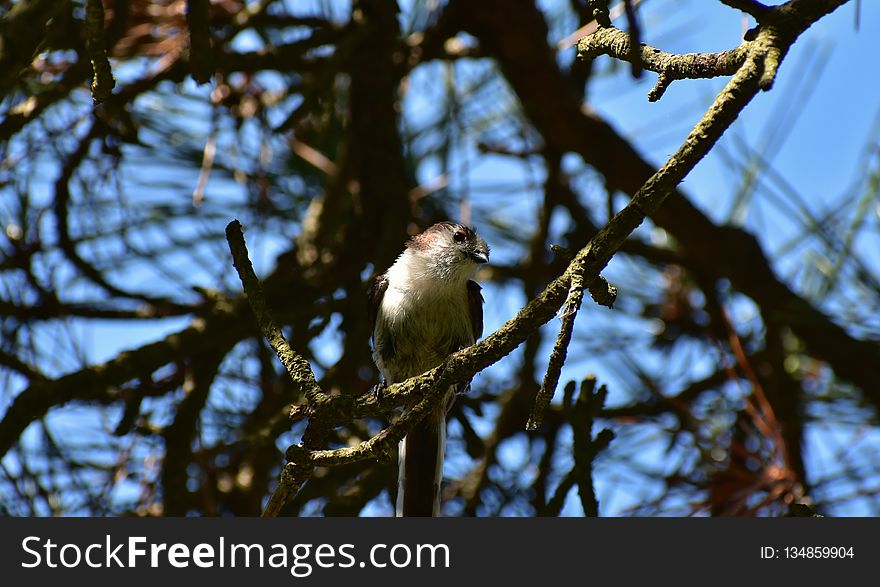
[{"left": 375, "top": 250, "right": 475, "bottom": 384}]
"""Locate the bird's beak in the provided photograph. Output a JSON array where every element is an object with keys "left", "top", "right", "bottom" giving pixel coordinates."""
[{"left": 469, "top": 250, "right": 489, "bottom": 264}]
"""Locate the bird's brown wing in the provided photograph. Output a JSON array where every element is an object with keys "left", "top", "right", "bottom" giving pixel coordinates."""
[
  {"left": 467, "top": 280, "right": 484, "bottom": 342},
  {"left": 367, "top": 273, "right": 389, "bottom": 341}
]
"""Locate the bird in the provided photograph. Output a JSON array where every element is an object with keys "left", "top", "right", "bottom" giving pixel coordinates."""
[{"left": 368, "top": 221, "right": 489, "bottom": 516}]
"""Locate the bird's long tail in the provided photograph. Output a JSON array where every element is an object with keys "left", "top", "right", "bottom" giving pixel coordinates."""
[{"left": 397, "top": 410, "right": 445, "bottom": 517}]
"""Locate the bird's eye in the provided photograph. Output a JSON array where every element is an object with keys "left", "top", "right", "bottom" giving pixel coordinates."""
[{"left": 453, "top": 230, "right": 466, "bottom": 243}]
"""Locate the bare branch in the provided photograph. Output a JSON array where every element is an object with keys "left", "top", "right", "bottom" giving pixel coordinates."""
[
  {"left": 527, "top": 274, "right": 587, "bottom": 431},
  {"left": 225, "top": 220, "right": 326, "bottom": 407},
  {"left": 84, "top": 0, "right": 116, "bottom": 103},
  {"left": 578, "top": 27, "right": 748, "bottom": 101}
]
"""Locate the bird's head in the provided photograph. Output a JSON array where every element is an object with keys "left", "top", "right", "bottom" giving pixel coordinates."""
[{"left": 407, "top": 221, "right": 490, "bottom": 281}]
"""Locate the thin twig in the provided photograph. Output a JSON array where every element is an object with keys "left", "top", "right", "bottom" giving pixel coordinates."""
[
  {"left": 568, "top": 377, "right": 613, "bottom": 516},
  {"left": 84, "top": 0, "right": 116, "bottom": 103},
  {"left": 225, "top": 220, "right": 325, "bottom": 405},
  {"left": 623, "top": 0, "right": 643, "bottom": 78},
  {"left": 527, "top": 274, "right": 586, "bottom": 431},
  {"left": 719, "top": 0, "right": 772, "bottom": 20}
]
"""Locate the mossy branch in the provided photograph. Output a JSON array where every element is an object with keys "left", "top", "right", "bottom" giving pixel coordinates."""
[
  {"left": 225, "top": 220, "right": 325, "bottom": 406},
  {"left": 578, "top": 27, "right": 748, "bottom": 101},
  {"left": 527, "top": 273, "right": 588, "bottom": 431},
  {"left": 579, "top": 0, "right": 850, "bottom": 101}
]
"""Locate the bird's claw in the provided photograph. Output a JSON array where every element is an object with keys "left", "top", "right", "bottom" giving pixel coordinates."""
[{"left": 371, "top": 381, "right": 387, "bottom": 401}]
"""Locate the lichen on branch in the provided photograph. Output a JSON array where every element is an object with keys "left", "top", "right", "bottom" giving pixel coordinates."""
[{"left": 578, "top": 27, "right": 748, "bottom": 101}]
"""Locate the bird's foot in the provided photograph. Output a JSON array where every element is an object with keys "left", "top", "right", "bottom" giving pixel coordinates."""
[{"left": 371, "top": 380, "right": 387, "bottom": 401}]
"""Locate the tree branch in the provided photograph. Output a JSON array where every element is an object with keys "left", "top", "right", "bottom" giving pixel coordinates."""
[
  {"left": 441, "top": 0, "right": 874, "bottom": 404},
  {"left": 527, "top": 273, "right": 587, "bottom": 431},
  {"left": 225, "top": 220, "right": 325, "bottom": 406},
  {"left": 719, "top": 0, "right": 773, "bottom": 20},
  {"left": 250, "top": 0, "right": 857, "bottom": 515},
  {"left": 84, "top": 0, "right": 115, "bottom": 102},
  {"left": 0, "top": 0, "right": 69, "bottom": 100},
  {"left": 578, "top": 27, "right": 748, "bottom": 101},
  {"left": 186, "top": 0, "right": 215, "bottom": 84}
]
